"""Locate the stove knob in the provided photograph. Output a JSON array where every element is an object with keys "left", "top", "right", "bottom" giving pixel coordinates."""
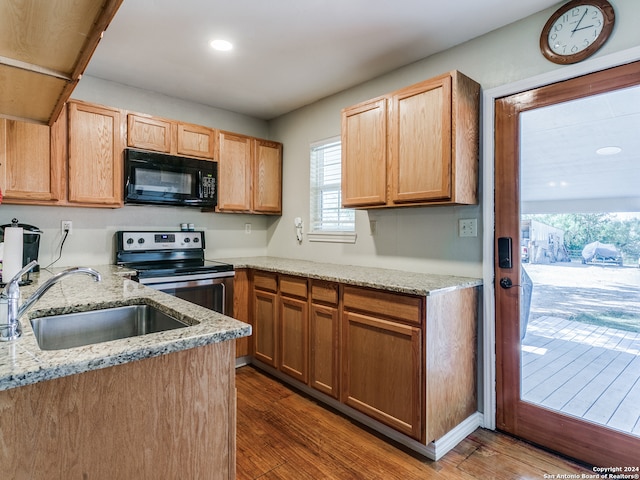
[
  {"left": 193, "top": 237, "right": 199, "bottom": 243},
  {"left": 184, "top": 237, "right": 191, "bottom": 243},
  {"left": 138, "top": 238, "right": 145, "bottom": 244},
  {"left": 126, "top": 238, "right": 134, "bottom": 245}
]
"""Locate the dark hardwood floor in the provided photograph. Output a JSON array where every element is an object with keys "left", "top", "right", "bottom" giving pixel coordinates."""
[{"left": 236, "top": 366, "right": 593, "bottom": 480}]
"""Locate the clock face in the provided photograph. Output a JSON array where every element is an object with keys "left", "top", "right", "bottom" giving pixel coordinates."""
[{"left": 548, "top": 4, "right": 605, "bottom": 56}]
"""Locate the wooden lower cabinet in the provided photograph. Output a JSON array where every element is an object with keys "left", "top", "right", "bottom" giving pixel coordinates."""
[
  {"left": 342, "top": 310, "right": 423, "bottom": 441},
  {"left": 248, "top": 269, "right": 478, "bottom": 450},
  {"left": 309, "top": 280, "right": 340, "bottom": 398},
  {"left": 309, "top": 302, "right": 339, "bottom": 398},
  {"left": 279, "top": 295, "right": 308, "bottom": 383},
  {"left": 252, "top": 288, "right": 278, "bottom": 367}
]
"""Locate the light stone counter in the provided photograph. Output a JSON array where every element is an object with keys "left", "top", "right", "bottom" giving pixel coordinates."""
[
  {"left": 218, "top": 256, "right": 482, "bottom": 295},
  {"left": 0, "top": 265, "right": 250, "bottom": 391}
]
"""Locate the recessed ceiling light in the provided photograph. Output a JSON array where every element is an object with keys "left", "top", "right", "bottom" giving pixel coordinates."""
[
  {"left": 596, "top": 146, "right": 622, "bottom": 155},
  {"left": 210, "top": 39, "right": 233, "bottom": 51}
]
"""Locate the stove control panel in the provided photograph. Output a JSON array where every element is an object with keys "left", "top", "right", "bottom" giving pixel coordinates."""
[{"left": 119, "top": 231, "right": 205, "bottom": 251}]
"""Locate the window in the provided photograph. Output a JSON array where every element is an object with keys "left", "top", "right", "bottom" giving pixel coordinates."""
[{"left": 309, "top": 136, "right": 356, "bottom": 243}]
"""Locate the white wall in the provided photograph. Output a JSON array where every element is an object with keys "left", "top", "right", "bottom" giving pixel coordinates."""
[
  {"left": 266, "top": 0, "right": 640, "bottom": 278},
  {"left": 1, "top": 78, "right": 273, "bottom": 267}
]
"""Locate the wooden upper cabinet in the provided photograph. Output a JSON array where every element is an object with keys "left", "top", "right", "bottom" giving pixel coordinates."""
[
  {"left": 341, "top": 97, "right": 387, "bottom": 208},
  {"left": 127, "top": 113, "right": 216, "bottom": 160},
  {"left": 67, "top": 101, "right": 123, "bottom": 207},
  {"left": 253, "top": 139, "right": 282, "bottom": 214},
  {"left": 0, "top": 111, "right": 66, "bottom": 205},
  {"left": 127, "top": 114, "right": 172, "bottom": 153},
  {"left": 177, "top": 122, "right": 216, "bottom": 159},
  {"left": 341, "top": 70, "right": 479, "bottom": 209},
  {"left": 389, "top": 76, "right": 452, "bottom": 203},
  {"left": 217, "top": 131, "right": 252, "bottom": 212},
  {"left": 217, "top": 132, "right": 283, "bottom": 215}
]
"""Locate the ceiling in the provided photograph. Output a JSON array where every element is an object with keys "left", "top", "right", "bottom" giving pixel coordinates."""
[
  {"left": 521, "top": 84, "right": 640, "bottom": 211},
  {"left": 85, "top": 0, "right": 560, "bottom": 120}
]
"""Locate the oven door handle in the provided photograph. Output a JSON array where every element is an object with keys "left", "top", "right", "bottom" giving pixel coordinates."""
[{"left": 140, "top": 277, "right": 229, "bottom": 289}]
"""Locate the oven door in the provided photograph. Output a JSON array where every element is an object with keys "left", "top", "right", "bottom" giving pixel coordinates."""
[{"left": 141, "top": 276, "right": 233, "bottom": 317}]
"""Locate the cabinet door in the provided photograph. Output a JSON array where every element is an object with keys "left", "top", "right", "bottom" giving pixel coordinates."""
[
  {"left": 310, "top": 303, "right": 339, "bottom": 398},
  {"left": 68, "top": 101, "right": 123, "bottom": 206},
  {"left": 127, "top": 114, "right": 172, "bottom": 153},
  {"left": 252, "top": 139, "right": 282, "bottom": 214},
  {"left": 217, "top": 131, "right": 252, "bottom": 212},
  {"left": 342, "top": 311, "right": 422, "bottom": 440},
  {"left": 389, "top": 75, "right": 452, "bottom": 203},
  {"left": 253, "top": 289, "right": 277, "bottom": 367},
  {"left": 341, "top": 98, "right": 387, "bottom": 207},
  {"left": 177, "top": 123, "right": 216, "bottom": 159},
  {"left": 279, "top": 296, "right": 309, "bottom": 383},
  {"left": 0, "top": 112, "right": 65, "bottom": 204}
]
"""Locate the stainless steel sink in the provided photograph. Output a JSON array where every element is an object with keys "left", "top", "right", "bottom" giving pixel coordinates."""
[{"left": 30, "top": 304, "right": 190, "bottom": 351}]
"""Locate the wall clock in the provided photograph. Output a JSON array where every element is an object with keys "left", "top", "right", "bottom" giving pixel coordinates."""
[{"left": 540, "top": 0, "right": 615, "bottom": 65}]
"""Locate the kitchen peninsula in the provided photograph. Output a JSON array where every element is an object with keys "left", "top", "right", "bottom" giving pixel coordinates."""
[{"left": 0, "top": 265, "right": 250, "bottom": 479}]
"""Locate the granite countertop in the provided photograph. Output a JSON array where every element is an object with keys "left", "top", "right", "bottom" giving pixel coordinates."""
[
  {"left": 0, "top": 265, "right": 250, "bottom": 392},
  {"left": 217, "top": 256, "right": 482, "bottom": 296}
]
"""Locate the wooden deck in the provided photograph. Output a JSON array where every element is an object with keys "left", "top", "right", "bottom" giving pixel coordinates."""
[{"left": 521, "top": 315, "right": 640, "bottom": 437}]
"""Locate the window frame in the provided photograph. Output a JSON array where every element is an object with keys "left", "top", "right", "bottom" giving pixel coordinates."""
[{"left": 308, "top": 136, "right": 357, "bottom": 244}]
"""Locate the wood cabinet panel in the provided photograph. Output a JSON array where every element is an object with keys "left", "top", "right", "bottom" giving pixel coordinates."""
[
  {"left": 425, "top": 288, "right": 478, "bottom": 442},
  {"left": 234, "top": 269, "right": 252, "bottom": 358},
  {"left": 279, "top": 275, "right": 307, "bottom": 299},
  {"left": 127, "top": 113, "right": 172, "bottom": 153},
  {"left": 311, "top": 280, "right": 339, "bottom": 305},
  {"left": 253, "top": 289, "right": 278, "bottom": 367},
  {"left": 342, "top": 310, "right": 422, "bottom": 440},
  {"left": 390, "top": 76, "right": 452, "bottom": 202},
  {"left": 343, "top": 285, "right": 422, "bottom": 326},
  {"left": 217, "top": 131, "right": 252, "bottom": 212},
  {"left": 341, "top": 98, "right": 387, "bottom": 207},
  {"left": 177, "top": 122, "right": 216, "bottom": 159},
  {"left": 0, "top": 341, "right": 235, "bottom": 479},
  {"left": 253, "top": 271, "right": 277, "bottom": 292},
  {"left": 67, "top": 101, "right": 123, "bottom": 206},
  {"left": 279, "top": 296, "right": 309, "bottom": 383},
  {"left": 253, "top": 139, "right": 282, "bottom": 214},
  {"left": 0, "top": 111, "right": 65, "bottom": 204},
  {"left": 310, "top": 303, "right": 339, "bottom": 398}
]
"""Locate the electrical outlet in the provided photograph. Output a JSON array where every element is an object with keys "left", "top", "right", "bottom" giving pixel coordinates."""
[
  {"left": 244, "top": 223, "right": 251, "bottom": 234},
  {"left": 459, "top": 218, "right": 477, "bottom": 237},
  {"left": 61, "top": 220, "right": 72, "bottom": 235}
]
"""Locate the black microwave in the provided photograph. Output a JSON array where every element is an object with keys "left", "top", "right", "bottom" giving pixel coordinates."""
[{"left": 124, "top": 148, "right": 217, "bottom": 208}]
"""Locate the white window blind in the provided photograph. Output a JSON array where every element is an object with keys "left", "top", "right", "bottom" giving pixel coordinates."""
[{"left": 310, "top": 137, "right": 355, "bottom": 234}]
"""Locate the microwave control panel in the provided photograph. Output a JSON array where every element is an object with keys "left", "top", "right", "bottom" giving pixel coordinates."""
[{"left": 119, "top": 231, "right": 205, "bottom": 251}]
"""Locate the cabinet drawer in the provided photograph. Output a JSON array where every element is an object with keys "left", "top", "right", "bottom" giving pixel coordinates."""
[
  {"left": 311, "top": 281, "right": 339, "bottom": 305},
  {"left": 280, "top": 275, "right": 308, "bottom": 298},
  {"left": 253, "top": 271, "right": 277, "bottom": 292},
  {"left": 343, "top": 286, "right": 422, "bottom": 326}
]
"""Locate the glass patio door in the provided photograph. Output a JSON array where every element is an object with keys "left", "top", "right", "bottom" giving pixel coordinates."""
[{"left": 494, "top": 61, "right": 640, "bottom": 468}]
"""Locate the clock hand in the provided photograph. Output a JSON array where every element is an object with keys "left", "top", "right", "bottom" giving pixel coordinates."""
[{"left": 571, "top": 8, "right": 589, "bottom": 36}]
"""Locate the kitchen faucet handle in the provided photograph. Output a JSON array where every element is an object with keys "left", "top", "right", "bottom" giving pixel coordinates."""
[{"left": 3, "top": 260, "right": 38, "bottom": 294}]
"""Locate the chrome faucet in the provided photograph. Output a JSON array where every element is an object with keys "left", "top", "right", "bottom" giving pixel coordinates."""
[{"left": 0, "top": 261, "right": 102, "bottom": 341}]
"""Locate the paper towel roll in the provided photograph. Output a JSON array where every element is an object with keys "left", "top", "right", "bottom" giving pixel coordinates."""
[{"left": 3, "top": 227, "right": 23, "bottom": 282}]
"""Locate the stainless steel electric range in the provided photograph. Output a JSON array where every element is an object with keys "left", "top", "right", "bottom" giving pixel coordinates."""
[{"left": 115, "top": 230, "right": 234, "bottom": 317}]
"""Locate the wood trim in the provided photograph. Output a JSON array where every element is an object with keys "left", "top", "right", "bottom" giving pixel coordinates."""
[{"left": 494, "top": 60, "right": 640, "bottom": 466}]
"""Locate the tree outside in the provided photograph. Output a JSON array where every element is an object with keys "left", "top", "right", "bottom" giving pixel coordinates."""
[{"left": 523, "top": 213, "right": 640, "bottom": 265}]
